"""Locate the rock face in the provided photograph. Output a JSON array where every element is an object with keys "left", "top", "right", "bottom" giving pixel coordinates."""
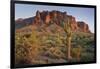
[
  {"left": 67, "top": 15, "right": 78, "bottom": 32},
  {"left": 15, "top": 10, "right": 91, "bottom": 33},
  {"left": 77, "top": 21, "right": 91, "bottom": 33}
]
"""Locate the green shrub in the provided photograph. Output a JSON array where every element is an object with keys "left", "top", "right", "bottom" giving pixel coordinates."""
[{"left": 15, "top": 31, "right": 40, "bottom": 64}]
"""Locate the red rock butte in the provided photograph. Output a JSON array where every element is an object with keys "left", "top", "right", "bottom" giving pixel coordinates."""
[{"left": 16, "top": 10, "right": 91, "bottom": 33}]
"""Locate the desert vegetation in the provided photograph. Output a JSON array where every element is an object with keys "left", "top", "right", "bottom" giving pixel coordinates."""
[
  {"left": 15, "top": 27, "right": 95, "bottom": 65},
  {"left": 15, "top": 10, "right": 95, "bottom": 65}
]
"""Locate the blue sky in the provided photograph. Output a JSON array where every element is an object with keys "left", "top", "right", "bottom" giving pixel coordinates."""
[{"left": 15, "top": 4, "right": 95, "bottom": 33}]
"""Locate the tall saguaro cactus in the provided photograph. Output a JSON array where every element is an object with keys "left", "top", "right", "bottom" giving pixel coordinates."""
[{"left": 63, "top": 17, "right": 72, "bottom": 61}]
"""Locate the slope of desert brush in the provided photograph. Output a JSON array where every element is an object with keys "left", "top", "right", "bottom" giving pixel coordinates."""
[{"left": 15, "top": 10, "right": 95, "bottom": 65}]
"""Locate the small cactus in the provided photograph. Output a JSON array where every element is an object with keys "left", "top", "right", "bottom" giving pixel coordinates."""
[
  {"left": 72, "top": 45, "right": 82, "bottom": 61},
  {"left": 76, "top": 45, "right": 82, "bottom": 61}
]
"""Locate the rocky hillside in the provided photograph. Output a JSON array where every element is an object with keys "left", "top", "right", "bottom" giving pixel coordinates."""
[
  {"left": 15, "top": 10, "right": 95, "bottom": 65},
  {"left": 15, "top": 10, "right": 91, "bottom": 33}
]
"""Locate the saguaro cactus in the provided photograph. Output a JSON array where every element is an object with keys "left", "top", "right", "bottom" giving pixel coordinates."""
[{"left": 63, "top": 17, "right": 72, "bottom": 61}]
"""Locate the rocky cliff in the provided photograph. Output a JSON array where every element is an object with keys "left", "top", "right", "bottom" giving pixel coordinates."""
[{"left": 15, "top": 10, "right": 91, "bottom": 33}]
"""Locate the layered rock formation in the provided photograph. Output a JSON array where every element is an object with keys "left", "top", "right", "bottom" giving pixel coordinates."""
[
  {"left": 77, "top": 21, "right": 91, "bottom": 33},
  {"left": 15, "top": 10, "right": 91, "bottom": 33}
]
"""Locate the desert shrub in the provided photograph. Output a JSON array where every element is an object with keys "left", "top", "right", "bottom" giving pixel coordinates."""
[
  {"left": 44, "top": 47, "right": 65, "bottom": 59},
  {"left": 81, "top": 52, "right": 95, "bottom": 62},
  {"left": 71, "top": 45, "right": 82, "bottom": 61},
  {"left": 15, "top": 31, "right": 41, "bottom": 64},
  {"left": 41, "top": 34, "right": 64, "bottom": 47}
]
